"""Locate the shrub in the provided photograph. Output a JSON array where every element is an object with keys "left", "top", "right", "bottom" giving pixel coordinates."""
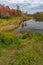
[
  {"left": 0, "top": 33, "right": 21, "bottom": 48},
  {"left": 20, "top": 33, "right": 32, "bottom": 39},
  {"left": 32, "top": 32, "right": 43, "bottom": 42}
]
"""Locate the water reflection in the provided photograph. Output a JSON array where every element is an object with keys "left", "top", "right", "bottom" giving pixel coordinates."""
[{"left": 17, "top": 19, "right": 43, "bottom": 33}]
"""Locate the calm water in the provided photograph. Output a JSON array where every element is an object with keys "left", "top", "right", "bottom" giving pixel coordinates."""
[{"left": 17, "top": 19, "right": 43, "bottom": 33}]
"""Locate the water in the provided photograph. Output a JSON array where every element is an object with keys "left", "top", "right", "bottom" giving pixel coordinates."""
[{"left": 17, "top": 19, "right": 43, "bottom": 33}]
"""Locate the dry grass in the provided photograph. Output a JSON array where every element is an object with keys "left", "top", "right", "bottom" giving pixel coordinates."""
[{"left": 0, "top": 16, "right": 43, "bottom": 65}]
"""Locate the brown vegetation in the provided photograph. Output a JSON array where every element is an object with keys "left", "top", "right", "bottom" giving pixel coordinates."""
[{"left": 0, "top": 4, "right": 22, "bottom": 16}]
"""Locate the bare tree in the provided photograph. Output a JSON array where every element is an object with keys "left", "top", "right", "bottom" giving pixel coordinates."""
[{"left": 16, "top": 4, "right": 20, "bottom": 11}]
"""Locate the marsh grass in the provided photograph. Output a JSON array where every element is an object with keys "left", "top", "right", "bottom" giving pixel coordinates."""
[
  {"left": 0, "top": 33, "right": 21, "bottom": 49},
  {"left": 0, "top": 32, "right": 43, "bottom": 65},
  {"left": 0, "top": 16, "right": 43, "bottom": 65}
]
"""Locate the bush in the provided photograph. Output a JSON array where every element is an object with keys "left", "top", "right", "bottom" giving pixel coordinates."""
[
  {"left": 0, "top": 34, "right": 11, "bottom": 45},
  {"left": 32, "top": 32, "right": 43, "bottom": 42},
  {"left": 0, "top": 33, "right": 21, "bottom": 48},
  {"left": 0, "top": 15, "right": 10, "bottom": 19},
  {"left": 20, "top": 33, "right": 32, "bottom": 39}
]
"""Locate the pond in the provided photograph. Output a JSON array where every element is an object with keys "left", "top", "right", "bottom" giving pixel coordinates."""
[{"left": 17, "top": 19, "right": 43, "bottom": 33}]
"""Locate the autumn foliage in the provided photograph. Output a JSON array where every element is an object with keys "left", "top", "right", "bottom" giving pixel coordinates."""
[{"left": 0, "top": 4, "right": 22, "bottom": 16}]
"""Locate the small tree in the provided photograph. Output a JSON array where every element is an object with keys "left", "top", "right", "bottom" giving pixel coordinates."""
[
  {"left": 16, "top": 4, "right": 21, "bottom": 16},
  {"left": 16, "top": 4, "right": 20, "bottom": 11}
]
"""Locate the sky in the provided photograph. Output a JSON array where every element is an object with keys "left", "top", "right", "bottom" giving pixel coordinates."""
[
  {"left": 0, "top": 0, "right": 43, "bottom": 4},
  {"left": 0, "top": 0, "right": 43, "bottom": 13}
]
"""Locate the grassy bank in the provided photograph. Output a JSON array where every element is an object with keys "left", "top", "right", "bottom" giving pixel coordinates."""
[
  {"left": 0, "top": 32, "right": 43, "bottom": 65},
  {"left": 0, "top": 16, "right": 32, "bottom": 32},
  {"left": 33, "top": 12, "right": 43, "bottom": 21},
  {"left": 0, "top": 16, "right": 43, "bottom": 65}
]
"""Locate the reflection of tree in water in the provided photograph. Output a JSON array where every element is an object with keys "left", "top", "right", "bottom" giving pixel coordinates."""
[
  {"left": 21, "top": 21, "right": 27, "bottom": 28},
  {"left": 25, "top": 23, "right": 27, "bottom": 26},
  {"left": 21, "top": 22, "right": 24, "bottom": 28},
  {"left": 21, "top": 21, "right": 27, "bottom": 33}
]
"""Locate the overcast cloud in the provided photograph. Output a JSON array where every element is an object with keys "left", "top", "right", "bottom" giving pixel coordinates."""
[{"left": 0, "top": 0, "right": 43, "bottom": 13}]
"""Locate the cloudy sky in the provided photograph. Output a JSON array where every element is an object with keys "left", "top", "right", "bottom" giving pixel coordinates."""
[
  {"left": 0, "top": 0, "right": 43, "bottom": 3},
  {"left": 0, "top": 0, "right": 43, "bottom": 13}
]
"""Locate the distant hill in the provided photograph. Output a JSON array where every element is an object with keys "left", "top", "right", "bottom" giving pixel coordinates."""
[{"left": 33, "top": 12, "right": 43, "bottom": 21}]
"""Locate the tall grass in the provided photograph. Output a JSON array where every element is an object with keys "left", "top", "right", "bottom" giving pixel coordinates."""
[
  {"left": 0, "top": 32, "right": 43, "bottom": 48},
  {"left": 0, "top": 32, "right": 43, "bottom": 65},
  {"left": 0, "top": 33, "right": 21, "bottom": 48}
]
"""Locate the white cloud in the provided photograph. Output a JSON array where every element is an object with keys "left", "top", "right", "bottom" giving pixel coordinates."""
[
  {"left": 0, "top": 0, "right": 43, "bottom": 13},
  {"left": 0, "top": 0, "right": 43, "bottom": 11},
  {"left": 6, "top": 0, "right": 30, "bottom": 3},
  {"left": 0, "top": 0, "right": 43, "bottom": 4},
  {"left": 0, "top": 0, "right": 43, "bottom": 5}
]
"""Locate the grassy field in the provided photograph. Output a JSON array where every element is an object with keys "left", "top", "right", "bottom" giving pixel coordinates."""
[
  {"left": 0, "top": 16, "right": 43, "bottom": 65},
  {"left": 0, "top": 32, "right": 43, "bottom": 65},
  {"left": 0, "top": 16, "right": 32, "bottom": 32}
]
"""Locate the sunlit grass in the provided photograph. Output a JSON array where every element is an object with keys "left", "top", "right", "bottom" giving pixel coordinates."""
[{"left": 0, "top": 16, "right": 43, "bottom": 65}]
